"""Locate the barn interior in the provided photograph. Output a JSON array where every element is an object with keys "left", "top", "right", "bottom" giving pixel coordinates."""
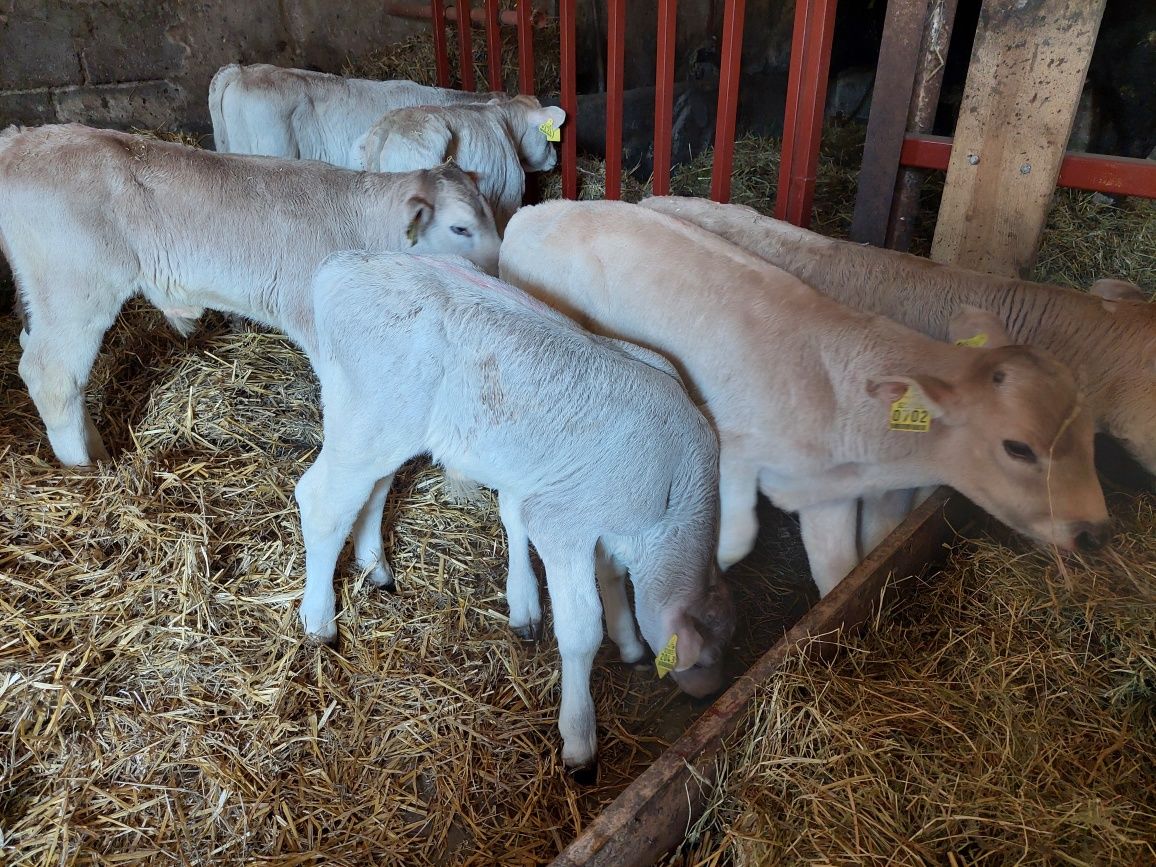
[{"left": 0, "top": 2, "right": 1153, "bottom": 865}]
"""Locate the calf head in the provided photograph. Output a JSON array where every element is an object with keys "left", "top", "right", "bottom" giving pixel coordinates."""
[
  {"left": 870, "top": 312, "right": 1109, "bottom": 552},
  {"left": 636, "top": 565, "right": 735, "bottom": 699},
  {"left": 408, "top": 162, "right": 501, "bottom": 274},
  {"left": 504, "top": 95, "right": 566, "bottom": 172}
]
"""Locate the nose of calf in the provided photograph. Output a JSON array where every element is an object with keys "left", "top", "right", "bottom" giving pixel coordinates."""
[{"left": 1073, "top": 521, "right": 1111, "bottom": 552}]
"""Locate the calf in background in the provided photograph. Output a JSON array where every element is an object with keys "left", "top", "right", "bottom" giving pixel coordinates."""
[
  {"left": 0, "top": 123, "right": 499, "bottom": 468},
  {"left": 354, "top": 97, "right": 565, "bottom": 231}
]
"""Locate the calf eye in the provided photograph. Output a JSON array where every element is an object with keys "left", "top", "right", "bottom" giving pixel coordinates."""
[
  {"left": 450, "top": 225, "right": 472, "bottom": 237},
  {"left": 992, "top": 369, "right": 1006, "bottom": 384},
  {"left": 1003, "top": 440, "right": 1037, "bottom": 463}
]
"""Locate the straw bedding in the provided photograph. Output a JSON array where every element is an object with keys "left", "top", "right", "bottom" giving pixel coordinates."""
[
  {"left": 1, "top": 103, "right": 1153, "bottom": 867},
  {"left": 0, "top": 295, "right": 807, "bottom": 861}
]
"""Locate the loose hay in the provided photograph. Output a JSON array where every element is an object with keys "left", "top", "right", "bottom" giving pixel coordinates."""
[
  {"left": 668, "top": 492, "right": 1156, "bottom": 866},
  {"left": 0, "top": 296, "right": 804, "bottom": 864}
]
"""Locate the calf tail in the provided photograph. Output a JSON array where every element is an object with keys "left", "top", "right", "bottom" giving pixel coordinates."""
[{"left": 207, "top": 64, "right": 241, "bottom": 153}]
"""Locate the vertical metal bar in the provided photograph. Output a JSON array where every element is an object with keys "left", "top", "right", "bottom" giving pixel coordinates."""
[
  {"left": 485, "top": 0, "right": 504, "bottom": 91},
  {"left": 604, "top": 0, "right": 627, "bottom": 200},
  {"left": 560, "top": 0, "right": 579, "bottom": 198},
  {"left": 517, "top": 0, "right": 537, "bottom": 95},
  {"left": 774, "top": 0, "right": 838, "bottom": 227},
  {"left": 432, "top": 1, "right": 451, "bottom": 88},
  {"left": 887, "top": 0, "right": 959, "bottom": 250},
  {"left": 456, "top": 0, "right": 476, "bottom": 91},
  {"left": 709, "top": 0, "right": 747, "bottom": 203},
  {"left": 848, "top": 0, "right": 931, "bottom": 246},
  {"left": 652, "top": 0, "right": 678, "bottom": 196}
]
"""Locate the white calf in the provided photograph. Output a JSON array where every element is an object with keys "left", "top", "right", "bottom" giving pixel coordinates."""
[
  {"left": 354, "top": 97, "right": 566, "bottom": 230},
  {"left": 299, "top": 251, "right": 734, "bottom": 767},
  {"left": 211, "top": 63, "right": 534, "bottom": 168},
  {"left": 0, "top": 124, "right": 499, "bottom": 468}
]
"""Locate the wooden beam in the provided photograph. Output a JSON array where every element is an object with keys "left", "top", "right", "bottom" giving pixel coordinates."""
[
  {"left": 550, "top": 488, "right": 978, "bottom": 867},
  {"left": 930, "top": 0, "right": 1106, "bottom": 276}
]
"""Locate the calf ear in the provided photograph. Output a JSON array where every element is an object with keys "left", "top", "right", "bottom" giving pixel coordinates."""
[
  {"left": 532, "top": 105, "right": 567, "bottom": 130},
  {"left": 463, "top": 169, "right": 483, "bottom": 190},
  {"left": 666, "top": 614, "right": 704, "bottom": 672},
  {"left": 947, "top": 306, "right": 1012, "bottom": 348},
  {"left": 404, "top": 196, "right": 434, "bottom": 246},
  {"left": 867, "top": 375, "right": 962, "bottom": 424},
  {"left": 1090, "top": 278, "right": 1146, "bottom": 303}
]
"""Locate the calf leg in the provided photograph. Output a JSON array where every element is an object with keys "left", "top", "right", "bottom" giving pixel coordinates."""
[
  {"left": 799, "top": 500, "right": 860, "bottom": 597},
  {"left": 858, "top": 488, "right": 917, "bottom": 558},
  {"left": 595, "top": 543, "right": 645, "bottom": 664},
  {"left": 537, "top": 539, "right": 602, "bottom": 768},
  {"left": 18, "top": 313, "right": 115, "bottom": 467},
  {"left": 717, "top": 460, "right": 759, "bottom": 570},
  {"left": 296, "top": 448, "right": 395, "bottom": 642},
  {"left": 500, "top": 493, "right": 541, "bottom": 640},
  {"left": 350, "top": 474, "right": 397, "bottom": 590}
]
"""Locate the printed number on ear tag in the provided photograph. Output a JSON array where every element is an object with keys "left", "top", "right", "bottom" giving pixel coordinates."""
[
  {"left": 955, "top": 332, "right": 988, "bottom": 348},
  {"left": 539, "top": 118, "right": 561, "bottom": 142},
  {"left": 889, "top": 387, "right": 932, "bottom": 433},
  {"left": 655, "top": 634, "right": 678, "bottom": 678}
]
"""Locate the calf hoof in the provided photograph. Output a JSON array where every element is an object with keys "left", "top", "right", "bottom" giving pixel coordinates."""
[
  {"left": 511, "top": 620, "right": 542, "bottom": 642},
  {"left": 365, "top": 562, "right": 396, "bottom": 592},
  {"left": 300, "top": 614, "right": 338, "bottom": 647},
  {"left": 567, "top": 760, "right": 598, "bottom": 786}
]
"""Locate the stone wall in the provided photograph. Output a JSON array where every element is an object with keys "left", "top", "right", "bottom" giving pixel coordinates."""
[{"left": 0, "top": 0, "right": 426, "bottom": 135}]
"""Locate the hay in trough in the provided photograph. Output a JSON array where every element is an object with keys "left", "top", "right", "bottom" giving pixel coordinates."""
[
  {"left": 0, "top": 304, "right": 807, "bottom": 861},
  {"left": 667, "top": 491, "right": 1156, "bottom": 866}
]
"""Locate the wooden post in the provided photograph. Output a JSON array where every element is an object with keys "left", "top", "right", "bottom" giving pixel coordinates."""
[{"left": 930, "top": 0, "right": 1106, "bottom": 276}]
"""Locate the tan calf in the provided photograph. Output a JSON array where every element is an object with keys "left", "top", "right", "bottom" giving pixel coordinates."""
[
  {"left": 640, "top": 195, "right": 1156, "bottom": 480},
  {"left": 500, "top": 200, "right": 1109, "bottom": 596}
]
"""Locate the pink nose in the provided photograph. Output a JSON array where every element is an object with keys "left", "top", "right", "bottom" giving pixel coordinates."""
[{"left": 671, "top": 662, "right": 729, "bottom": 699}]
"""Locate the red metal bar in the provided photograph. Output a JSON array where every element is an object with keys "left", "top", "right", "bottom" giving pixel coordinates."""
[
  {"left": 431, "top": 1, "right": 451, "bottom": 88},
  {"left": 559, "top": 0, "right": 578, "bottom": 198},
  {"left": 899, "top": 134, "right": 1156, "bottom": 199},
  {"left": 517, "top": 1, "right": 536, "bottom": 95},
  {"left": 774, "top": 0, "right": 839, "bottom": 226},
  {"left": 652, "top": 0, "right": 678, "bottom": 196},
  {"left": 484, "top": 0, "right": 503, "bottom": 91},
  {"left": 604, "top": 0, "right": 627, "bottom": 200},
  {"left": 455, "top": 0, "right": 476, "bottom": 91},
  {"left": 709, "top": 0, "right": 747, "bottom": 202}
]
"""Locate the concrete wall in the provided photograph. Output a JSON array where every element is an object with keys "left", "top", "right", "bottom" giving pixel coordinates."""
[{"left": 0, "top": 0, "right": 426, "bottom": 135}]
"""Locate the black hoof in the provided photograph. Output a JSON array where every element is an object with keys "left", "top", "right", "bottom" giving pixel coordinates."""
[
  {"left": 512, "top": 621, "right": 542, "bottom": 642},
  {"left": 568, "top": 761, "right": 598, "bottom": 786}
]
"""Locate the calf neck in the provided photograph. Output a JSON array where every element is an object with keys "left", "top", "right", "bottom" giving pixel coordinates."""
[{"left": 500, "top": 201, "right": 1108, "bottom": 595}]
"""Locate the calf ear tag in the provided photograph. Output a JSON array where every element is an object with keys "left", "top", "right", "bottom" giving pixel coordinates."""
[
  {"left": 889, "top": 387, "right": 932, "bottom": 433},
  {"left": 955, "top": 332, "right": 988, "bottom": 348},
  {"left": 539, "top": 118, "right": 561, "bottom": 142},
  {"left": 405, "top": 217, "right": 419, "bottom": 246},
  {"left": 655, "top": 634, "right": 679, "bottom": 678}
]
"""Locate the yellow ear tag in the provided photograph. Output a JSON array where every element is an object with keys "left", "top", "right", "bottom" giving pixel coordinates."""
[
  {"left": 406, "top": 219, "right": 419, "bottom": 246},
  {"left": 539, "top": 118, "right": 561, "bottom": 142},
  {"left": 889, "top": 387, "right": 932, "bottom": 433},
  {"left": 655, "top": 634, "right": 678, "bottom": 679},
  {"left": 955, "top": 332, "right": 989, "bottom": 348}
]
